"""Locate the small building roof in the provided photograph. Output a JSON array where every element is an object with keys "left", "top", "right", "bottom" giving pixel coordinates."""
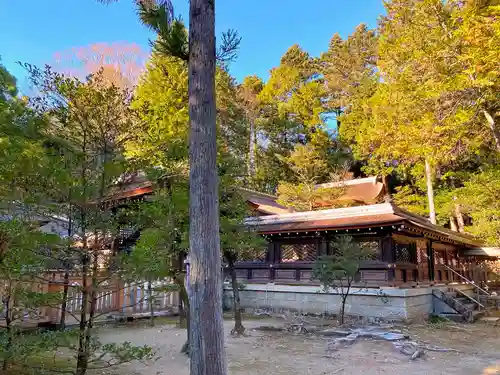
[
  {"left": 245, "top": 202, "right": 481, "bottom": 247},
  {"left": 462, "top": 248, "right": 500, "bottom": 257},
  {"left": 239, "top": 188, "right": 291, "bottom": 215},
  {"left": 315, "top": 176, "right": 385, "bottom": 206}
]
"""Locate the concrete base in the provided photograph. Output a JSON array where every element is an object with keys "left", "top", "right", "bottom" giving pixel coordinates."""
[{"left": 224, "top": 283, "right": 475, "bottom": 321}]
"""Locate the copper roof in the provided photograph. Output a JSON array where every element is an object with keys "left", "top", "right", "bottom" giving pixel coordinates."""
[
  {"left": 252, "top": 213, "right": 402, "bottom": 233},
  {"left": 245, "top": 203, "right": 481, "bottom": 246},
  {"left": 239, "top": 188, "right": 291, "bottom": 215},
  {"left": 315, "top": 176, "right": 385, "bottom": 206},
  {"left": 462, "top": 248, "right": 500, "bottom": 257},
  {"left": 102, "top": 175, "right": 384, "bottom": 214}
]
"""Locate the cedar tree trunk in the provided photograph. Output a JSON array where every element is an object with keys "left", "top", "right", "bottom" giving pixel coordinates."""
[
  {"left": 424, "top": 158, "right": 437, "bottom": 225},
  {"left": 188, "top": 0, "right": 227, "bottom": 374}
]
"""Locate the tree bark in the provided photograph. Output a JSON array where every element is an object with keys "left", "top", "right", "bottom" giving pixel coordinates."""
[
  {"left": 454, "top": 204, "right": 465, "bottom": 233},
  {"left": 483, "top": 110, "right": 500, "bottom": 152},
  {"left": 449, "top": 216, "right": 458, "bottom": 232},
  {"left": 59, "top": 269, "right": 70, "bottom": 330},
  {"left": 76, "top": 262, "right": 89, "bottom": 375},
  {"left": 248, "top": 120, "right": 256, "bottom": 179},
  {"left": 174, "top": 272, "right": 190, "bottom": 354},
  {"left": 339, "top": 295, "right": 346, "bottom": 325},
  {"left": 2, "top": 292, "right": 12, "bottom": 371},
  {"left": 60, "top": 203, "right": 73, "bottom": 330},
  {"left": 227, "top": 257, "right": 245, "bottom": 336},
  {"left": 424, "top": 158, "right": 437, "bottom": 225},
  {"left": 188, "top": 0, "right": 227, "bottom": 374}
]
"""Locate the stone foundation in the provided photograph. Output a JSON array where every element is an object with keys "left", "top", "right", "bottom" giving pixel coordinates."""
[{"left": 223, "top": 283, "right": 475, "bottom": 321}]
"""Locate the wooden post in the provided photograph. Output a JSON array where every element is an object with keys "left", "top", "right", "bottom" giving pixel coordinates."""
[
  {"left": 319, "top": 235, "right": 327, "bottom": 257},
  {"left": 381, "top": 235, "right": 395, "bottom": 283},
  {"left": 427, "top": 240, "right": 435, "bottom": 282},
  {"left": 115, "top": 278, "right": 125, "bottom": 313}
]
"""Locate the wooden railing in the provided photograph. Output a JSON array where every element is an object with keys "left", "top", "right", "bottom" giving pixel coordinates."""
[{"left": 1, "top": 276, "right": 180, "bottom": 327}]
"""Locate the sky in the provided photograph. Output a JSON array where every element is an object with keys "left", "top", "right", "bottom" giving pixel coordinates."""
[{"left": 0, "top": 0, "right": 385, "bottom": 92}]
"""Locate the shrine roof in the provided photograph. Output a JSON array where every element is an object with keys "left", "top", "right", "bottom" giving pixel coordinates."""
[{"left": 245, "top": 203, "right": 480, "bottom": 247}]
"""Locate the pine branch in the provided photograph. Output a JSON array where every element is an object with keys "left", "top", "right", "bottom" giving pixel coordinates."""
[{"left": 216, "top": 29, "right": 242, "bottom": 64}]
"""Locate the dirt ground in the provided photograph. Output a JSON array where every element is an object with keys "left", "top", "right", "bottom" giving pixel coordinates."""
[{"left": 98, "top": 318, "right": 500, "bottom": 375}]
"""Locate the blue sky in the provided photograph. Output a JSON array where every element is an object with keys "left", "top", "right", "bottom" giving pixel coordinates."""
[{"left": 0, "top": 0, "right": 385, "bottom": 92}]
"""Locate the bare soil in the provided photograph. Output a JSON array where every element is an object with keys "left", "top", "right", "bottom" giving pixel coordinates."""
[{"left": 98, "top": 318, "right": 500, "bottom": 375}]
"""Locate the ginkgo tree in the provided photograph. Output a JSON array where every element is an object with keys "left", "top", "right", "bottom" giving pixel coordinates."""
[{"left": 341, "top": 0, "right": 489, "bottom": 224}]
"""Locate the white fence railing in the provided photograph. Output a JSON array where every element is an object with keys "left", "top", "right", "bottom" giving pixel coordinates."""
[{"left": 122, "top": 280, "right": 179, "bottom": 314}]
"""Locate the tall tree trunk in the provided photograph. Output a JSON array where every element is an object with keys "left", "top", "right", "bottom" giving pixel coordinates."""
[
  {"left": 188, "top": 0, "right": 227, "bottom": 374},
  {"left": 2, "top": 292, "right": 12, "bottom": 371},
  {"left": 454, "top": 204, "right": 465, "bottom": 233},
  {"left": 175, "top": 273, "right": 190, "bottom": 354},
  {"left": 59, "top": 269, "right": 70, "bottom": 330},
  {"left": 76, "top": 261, "right": 89, "bottom": 375},
  {"left": 449, "top": 216, "right": 458, "bottom": 232},
  {"left": 79, "top": 250, "right": 99, "bottom": 375},
  {"left": 60, "top": 195, "right": 73, "bottom": 330},
  {"left": 227, "top": 257, "right": 244, "bottom": 336},
  {"left": 248, "top": 120, "right": 256, "bottom": 179},
  {"left": 424, "top": 158, "right": 437, "bottom": 225},
  {"left": 339, "top": 295, "right": 346, "bottom": 326},
  {"left": 483, "top": 110, "right": 500, "bottom": 152},
  {"left": 148, "top": 280, "right": 155, "bottom": 327}
]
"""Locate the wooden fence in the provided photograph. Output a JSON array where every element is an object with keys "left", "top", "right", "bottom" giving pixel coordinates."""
[{"left": 1, "top": 275, "right": 180, "bottom": 327}]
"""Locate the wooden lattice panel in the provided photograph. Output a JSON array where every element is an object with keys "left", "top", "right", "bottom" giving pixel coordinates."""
[
  {"left": 280, "top": 243, "right": 317, "bottom": 262},
  {"left": 239, "top": 248, "right": 267, "bottom": 262},
  {"left": 394, "top": 242, "right": 416, "bottom": 263}
]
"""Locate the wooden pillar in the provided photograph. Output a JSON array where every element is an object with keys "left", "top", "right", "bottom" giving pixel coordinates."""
[
  {"left": 319, "top": 235, "right": 327, "bottom": 257},
  {"left": 115, "top": 278, "right": 125, "bottom": 313},
  {"left": 267, "top": 241, "right": 275, "bottom": 263},
  {"left": 381, "top": 235, "right": 395, "bottom": 263},
  {"left": 381, "top": 235, "right": 395, "bottom": 282},
  {"left": 268, "top": 241, "right": 277, "bottom": 281},
  {"left": 427, "top": 240, "right": 435, "bottom": 281}
]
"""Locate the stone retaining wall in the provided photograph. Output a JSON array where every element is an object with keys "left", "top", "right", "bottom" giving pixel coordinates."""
[{"left": 223, "top": 283, "right": 475, "bottom": 321}]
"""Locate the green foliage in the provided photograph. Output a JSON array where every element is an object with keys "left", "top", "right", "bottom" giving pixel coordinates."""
[
  {"left": 321, "top": 24, "right": 378, "bottom": 112},
  {"left": 313, "top": 236, "right": 373, "bottom": 290},
  {"left": 126, "top": 54, "right": 248, "bottom": 173},
  {"left": 127, "top": 179, "right": 190, "bottom": 279},
  {"left": 313, "top": 236, "right": 373, "bottom": 324},
  {"left": 19, "top": 65, "right": 153, "bottom": 374},
  {"left": 457, "top": 165, "right": 500, "bottom": 245},
  {"left": 0, "top": 218, "right": 62, "bottom": 370},
  {"left": 339, "top": 0, "right": 500, "bottom": 231},
  {"left": 0, "top": 63, "right": 18, "bottom": 101},
  {"left": 127, "top": 54, "right": 189, "bottom": 171},
  {"left": 276, "top": 144, "right": 346, "bottom": 211}
]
